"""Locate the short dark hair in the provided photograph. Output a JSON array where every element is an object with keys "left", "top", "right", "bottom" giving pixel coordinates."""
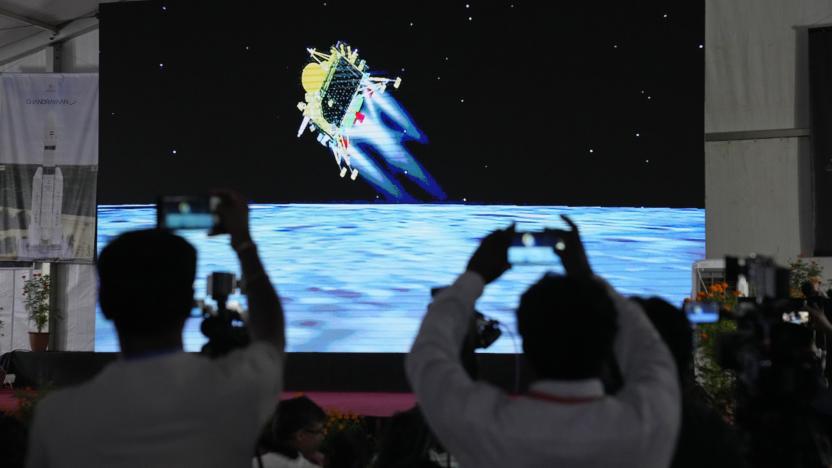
[
  {"left": 374, "top": 407, "right": 437, "bottom": 467},
  {"left": 97, "top": 229, "right": 196, "bottom": 336},
  {"left": 273, "top": 396, "right": 327, "bottom": 443},
  {"left": 634, "top": 297, "right": 692, "bottom": 379},
  {"left": 324, "top": 424, "right": 372, "bottom": 468},
  {"left": 516, "top": 274, "right": 618, "bottom": 380}
]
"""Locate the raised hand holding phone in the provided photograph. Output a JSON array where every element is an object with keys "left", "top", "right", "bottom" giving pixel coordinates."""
[
  {"left": 156, "top": 195, "right": 221, "bottom": 231},
  {"left": 544, "top": 215, "right": 593, "bottom": 277},
  {"left": 466, "top": 224, "right": 516, "bottom": 284}
]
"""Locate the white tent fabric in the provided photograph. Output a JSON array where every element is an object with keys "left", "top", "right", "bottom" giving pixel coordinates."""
[
  {"left": 0, "top": 0, "right": 98, "bottom": 46},
  {"left": 706, "top": 0, "right": 832, "bottom": 133},
  {"left": 0, "top": 264, "right": 95, "bottom": 354},
  {"left": 0, "top": 1, "right": 103, "bottom": 352},
  {"left": 704, "top": 0, "right": 832, "bottom": 263},
  {"left": 0, "top": 0, "right": 114, "bottom": 69},
  {"left": 53, "top": 263, "right": 96, "bottom": 351},
  {"left": 0, "top": 267, "right": 35, "bottom": 353}
]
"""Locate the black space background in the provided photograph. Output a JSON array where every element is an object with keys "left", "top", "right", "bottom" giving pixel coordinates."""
[{"left": 99, "top": 0, "right": 703, "bottom": 207}]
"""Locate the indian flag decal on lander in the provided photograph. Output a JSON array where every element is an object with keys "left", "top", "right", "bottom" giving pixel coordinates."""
[{"left": 297, "top": 42, "right": 401, "bottom": 181}]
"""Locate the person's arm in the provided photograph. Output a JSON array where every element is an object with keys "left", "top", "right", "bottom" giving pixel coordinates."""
[
  {"left": 405, "top": 228, "right": 514, "bottom": 466},
  {"left": 602, "top": 282, "right": 680, "bottom": 466},
  {"left": 807, "top": 303, "right": 832, "bottom": 336},
  {"left": 214, "top": 190, "right": 285, "bottom": 350},
  {"left": 212, "top": 191, "right": 286, "bottom": 433},
  {"left": 547, "top": 215, "right": 678, "bottom": 399}
]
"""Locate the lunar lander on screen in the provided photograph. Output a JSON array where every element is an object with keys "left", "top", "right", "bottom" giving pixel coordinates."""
[{"left": 297, "top": 42, "right": 401, "bottom": 180}]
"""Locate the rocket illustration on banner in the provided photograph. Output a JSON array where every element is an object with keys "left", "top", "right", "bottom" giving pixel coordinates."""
[{"left": 27, "top": 111, "right": 65, "bottom": 253}]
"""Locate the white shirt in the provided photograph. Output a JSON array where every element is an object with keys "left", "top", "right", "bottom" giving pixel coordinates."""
[
  {"left": 406, "top": 272, "right": 681, "bottom": 468},
  {"left": 27, "top": 342, "right": 284, "bottom": 468}
]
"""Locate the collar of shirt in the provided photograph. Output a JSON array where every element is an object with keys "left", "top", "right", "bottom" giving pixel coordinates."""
[{"left": 528, "top": 379, "right": 605, "bottom": 400}]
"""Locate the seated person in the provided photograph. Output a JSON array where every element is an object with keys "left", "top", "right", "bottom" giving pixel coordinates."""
[
  {"left": 406, "top": 216, "right": 681, "bottom": 468},
  {"left": 320, "top": 421, "right": 370, "bottom": 468},
  {"left": 255, "top": 396, "right": 326, "bottom": 468},
  {"left": 373, "top": 406, "right": 443, "bottom": 468},
  {"left": 27, "top": 191, "right": 286, "bottom": 468}
]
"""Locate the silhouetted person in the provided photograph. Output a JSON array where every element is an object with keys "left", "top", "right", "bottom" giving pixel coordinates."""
[
  {"left": 802, "top": 278, "right": 832, "bottom": 385},
  {"left": 406, "top": 216, "right": 680, "bottom": 468},
  {"left": 322, "top": 422, "right": 370, "bottom": 468},
  {"left": 27, "top": 191, "right": 286, "bottom": 468},
  {"left": 634, "top": 297, "right": 745, "bottom": 468},
  {"left": 256, "top": 396, "right": 326, "bottom": 468},
  {"left": 373, "top": 407, "right": 443, "bottom": 468}
]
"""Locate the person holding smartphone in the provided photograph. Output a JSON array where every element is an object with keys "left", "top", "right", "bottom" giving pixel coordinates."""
[
  {"left": 406, "top": 216, "right": 680, "bottom": 468},
  {"left": 27, "top": 190, "right": 286, "bottom": 468}
]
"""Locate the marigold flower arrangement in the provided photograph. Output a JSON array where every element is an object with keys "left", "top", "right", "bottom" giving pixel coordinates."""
[
  {"left": 321, "top": 408, "right": 370, "bottom": 456},
  {"left": 695, "top": 281, "right": 741, "bottom": 312},
  {"left": 690, "top": 281, "right": 740, "bottom": 422},
  {"left": 324, "top": 409, "right": 363, "bottom": 434}
]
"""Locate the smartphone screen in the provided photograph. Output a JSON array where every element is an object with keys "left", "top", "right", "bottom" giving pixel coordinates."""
[
  {"left": 684, "top": 301, "right": 720, "bottom": 324},
  {"left": 508, "top": 231, "right": 559, "bottom": 265},
  {"left": 157, "top": 195, "right": 219, "bottom": 230}
]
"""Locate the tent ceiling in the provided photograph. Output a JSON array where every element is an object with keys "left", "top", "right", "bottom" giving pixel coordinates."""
[
  {"left": 0, "top": 0, "right": 112, "bottom": 58},
  {"left": 0, "top": 0, "right": 98, "bottom": 25}
]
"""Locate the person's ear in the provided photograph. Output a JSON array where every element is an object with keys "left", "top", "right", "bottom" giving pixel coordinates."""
[{"left": 292, "top": 430, "right": 304, "bottom": 444}]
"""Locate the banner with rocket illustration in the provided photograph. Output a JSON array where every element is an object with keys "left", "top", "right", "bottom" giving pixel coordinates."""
[{"left": 0, "top": 74, "right": 99, "bottom": 262}]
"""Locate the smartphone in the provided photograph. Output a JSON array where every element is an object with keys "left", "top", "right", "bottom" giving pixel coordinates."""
[
  {"left": 684, "top": 301, "right": 720, "bottom": 324},
  {"left": 157, "top": 195, "right": 220, "bottom": 231},
  {"left": 511, "top": 231, "right": 558, "bottom": 248},
  {"left": 508, "top": 231, "right": 560, "bottom": 265}
]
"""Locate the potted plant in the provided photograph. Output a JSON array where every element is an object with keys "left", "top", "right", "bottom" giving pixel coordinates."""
[
  {"left": 789, "top": 258, "right": 824, "bottom": 298},
  {"left": 22, "top": 273, "right": 51, "bottom": 352}
]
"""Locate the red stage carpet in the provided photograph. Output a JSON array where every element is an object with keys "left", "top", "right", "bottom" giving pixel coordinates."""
[
  {"left": 284, "top": 391, "right": 416, "bottom": 416},
  {"left": 0, "top": 389, "right": 18, "bottom": 414},
  {"left": 0, "top": 389, "right": 415, "bottom": 418}
]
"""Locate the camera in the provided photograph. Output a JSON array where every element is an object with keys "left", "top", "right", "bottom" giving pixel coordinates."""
[
  {"left": 725, "top": 254, "right": 790, "bottom": 303},
  {"left": 430, "top": 286, "right": 501, "bottom": 349},
  {"left": 472, "top": 312, "right": 502, "bottom": 349},
  {"left": 199, "top": 272, "right": 250, "bottom": 358},
  {"left": 715, "top": 255, "right": 832, "bottom": 467}
]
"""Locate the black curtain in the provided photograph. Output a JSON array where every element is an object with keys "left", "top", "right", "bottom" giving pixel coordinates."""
[{"left": 809, "top": 27, "right": 832, "bottom": 256}]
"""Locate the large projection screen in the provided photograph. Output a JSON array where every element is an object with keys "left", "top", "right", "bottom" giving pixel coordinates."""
[{"left": 97, "top": 1, "right": 705, "bottom": 352}]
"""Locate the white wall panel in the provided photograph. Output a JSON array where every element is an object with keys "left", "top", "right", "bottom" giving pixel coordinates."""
[{"left": 705, "top": 0, "right": 832, "bottom": 263}]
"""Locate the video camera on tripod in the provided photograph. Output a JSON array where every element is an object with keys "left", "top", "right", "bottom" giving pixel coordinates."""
[
  {"left": 198, "top": 272, "right": 250, "bottom": 358},
  {"left": 714, "top": 255, "right": 832, "bottom": 468}
]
